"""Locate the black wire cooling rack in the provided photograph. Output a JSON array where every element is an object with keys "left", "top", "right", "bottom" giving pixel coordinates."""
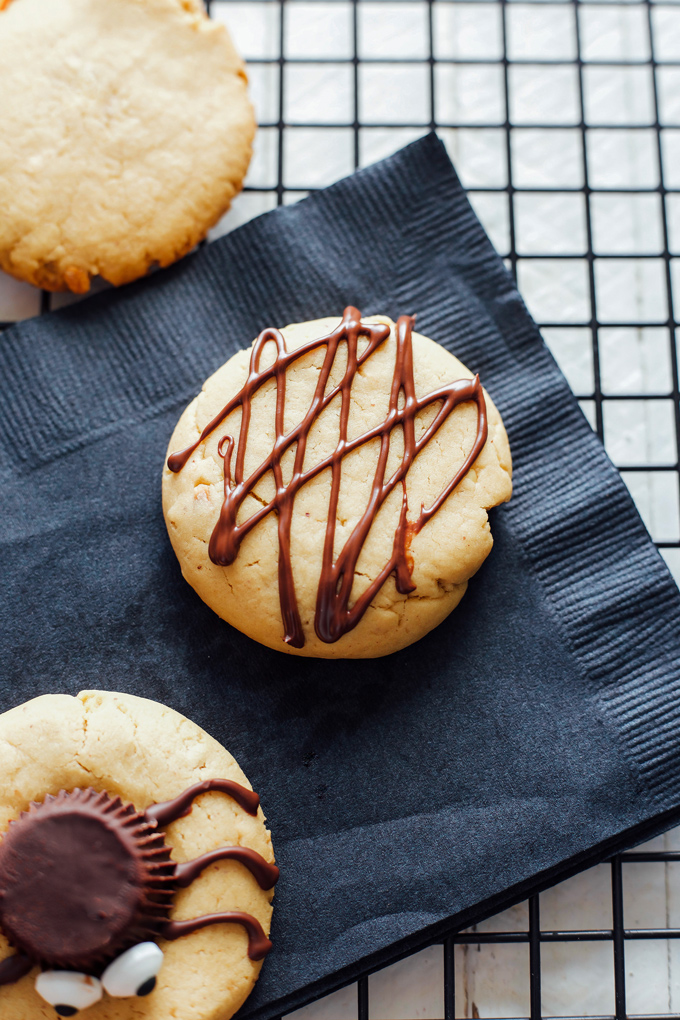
[{"left": 2, "top": 0, "right": 679, "bottom": 1015}]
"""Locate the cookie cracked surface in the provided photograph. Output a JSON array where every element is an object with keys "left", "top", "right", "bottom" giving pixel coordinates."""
[
  {"left": 162, "top": 313, "right": 513, "bottom": 658},
  {"left": 0, "top": 0, "right": 255, "bottom": 293}
]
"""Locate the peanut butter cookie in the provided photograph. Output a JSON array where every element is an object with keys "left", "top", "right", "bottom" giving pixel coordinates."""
[
  {"left": 0, "top": 691, "right": 276, "bottom": 1019},
  {"left": 0, "top": 0, "right": 255, "bottom": 293},
  {"left": 163, "top": 308, "right": 513, "bottom": 657}
]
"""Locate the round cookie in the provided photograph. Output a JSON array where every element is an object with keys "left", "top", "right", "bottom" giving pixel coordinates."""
[
  {"left": 0, "top": 0, "right": 255, "bottom": 293},
  {"left": 0, "top": 691, "right": 276, "bottom": 1020},
  {"left": 162, "top": 308, "right": 513, "bottom": 658}
]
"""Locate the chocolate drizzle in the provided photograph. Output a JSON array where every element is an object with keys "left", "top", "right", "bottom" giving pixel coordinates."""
[
  {"left": 145, "top": 779, "right": 260, "bottom": 827},
  {"left": 0, "top": 778, "right": 277, "bottom": 983},
  {"left": 168, "top": 307, "right": 488, "bottom": 647},
  {"left": 161, "top": 913, "right": 272, "bottom": 960},
  {"left": 0, "top": 953, "right": 32, "bottom": 987},
  {"left": 151, "top": 779, "right": 275, "bottom": 961},
  {"left": 174, "top": 847, "right": 279, "bottom": 890}
]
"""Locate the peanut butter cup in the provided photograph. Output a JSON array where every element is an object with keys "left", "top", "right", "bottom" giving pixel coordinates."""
[
  {"left": 0, "top": 788, "right": 173, "bottom": 971},
  {"left": 0, "top": 777, "right": 277, "bottom": 993}
]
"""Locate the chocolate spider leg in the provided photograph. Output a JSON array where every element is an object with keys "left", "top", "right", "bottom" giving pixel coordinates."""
[
  {"left": 0, "top": 953, "right": 33, "bottom": 986},
  {"left": 145, "top": 779, "right": 260, "bottom": 827},
  {"left": 174, "top": 846, "right": 279, "bottom": 890},
  {"left": 160, "top": 913, "right": 272, "bottom": 960}
]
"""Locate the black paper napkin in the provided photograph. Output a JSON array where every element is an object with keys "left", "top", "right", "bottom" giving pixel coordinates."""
[{"left": 2, "top": 134, "right": 680, "bottom": 1019}]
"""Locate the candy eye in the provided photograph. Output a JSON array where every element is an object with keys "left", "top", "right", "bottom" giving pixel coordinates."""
[
  {"left": 101, "top": 942, "right": 164, "bottom": 998},
  {"left": 35, "top": 971, "right": 103, "bottom": 1015}
]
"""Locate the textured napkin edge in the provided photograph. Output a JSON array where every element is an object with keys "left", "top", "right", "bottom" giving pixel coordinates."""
[
  {"left": 382, "top": 135, "right": 680, "bottom": 810},
  {"left": 239, "top": 800, "right": 680, "bottom": 1020}
]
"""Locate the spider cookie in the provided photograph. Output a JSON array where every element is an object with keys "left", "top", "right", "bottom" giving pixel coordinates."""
[
  {"left": 163, "top": 307, "right": 513, "bottom": 658},
  {"left": 0, "top": 0, "right": 255, "bottom": 293},
  {"left": 0, "top": 691, "right": 278, "bottom": 1019}
]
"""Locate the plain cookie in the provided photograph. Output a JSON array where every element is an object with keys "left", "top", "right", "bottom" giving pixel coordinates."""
[
  {"left": 0, "top": 0, "right": 255, "bottom": 293},
  {"left": 0, "top": 691, "right": 276, "bottom": 1020},
  {"left": 162, "top": 309, "right": 513, "bottom": 658}
]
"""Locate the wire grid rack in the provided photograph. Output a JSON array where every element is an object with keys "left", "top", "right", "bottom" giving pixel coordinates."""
[{"left": 1, "top": 0, "right": 680, "bottom": 1017}]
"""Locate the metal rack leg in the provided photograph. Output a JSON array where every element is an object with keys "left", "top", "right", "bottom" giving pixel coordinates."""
[
  {"left": 444, "top": 935, "right": 456, "bottom": 1020},
  {"left": 612, "top": 857, "right": 627, "bottom": 1020},
  {"left": 529, "top": 894, "right": 542, "bottom": 1020},
  {"left": 357, "top": 974, "right": 369, "bottom": 1020}
]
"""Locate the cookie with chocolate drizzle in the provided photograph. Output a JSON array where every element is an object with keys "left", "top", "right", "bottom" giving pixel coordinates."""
[
  {"left": 0, "top": 691, "right": 277, "bottom": 1020},
  {"left": 163, "top": 308, "right": 512, "bottom": 657}
]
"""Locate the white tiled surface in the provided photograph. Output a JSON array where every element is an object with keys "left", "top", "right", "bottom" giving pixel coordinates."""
[{"left": 2, "top": 1, "right": 680, "bottom": 1015}]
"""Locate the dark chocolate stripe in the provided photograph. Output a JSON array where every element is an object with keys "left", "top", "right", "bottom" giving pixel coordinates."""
[
  {"left": 161, "top": 912, "right": 272, "bottom": 960},
  {"left": 145, "top": 780, "right": 260, "bottom": 828},
  {"left": 174, "top": 846, "right": 279, "bottom": 890},
  {"left": 0, "top": 953, "right": 32, "bottom": 987}
]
